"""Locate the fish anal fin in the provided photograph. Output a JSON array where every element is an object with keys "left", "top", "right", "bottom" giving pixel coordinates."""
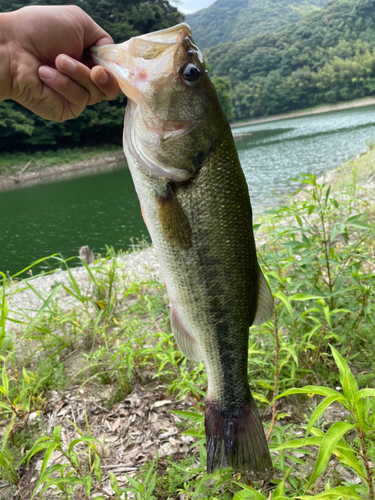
[
  {"left": 253, "top": 264, "right": 273, "bottom": 326},
  {"left": 157, "top": 184, "right": 192, "bottom": 249},
  {"left": 170, "top": 308, "right": 202, "bottom": 362}
]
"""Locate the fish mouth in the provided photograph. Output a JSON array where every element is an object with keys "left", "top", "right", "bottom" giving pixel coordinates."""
[{"left": 90, "top": 23, "right": 192, "bottom": 105}]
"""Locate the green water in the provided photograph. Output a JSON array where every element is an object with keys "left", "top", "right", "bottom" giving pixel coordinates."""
[
  {"left": 1, "top": 167, "right": 148, "bottom": 276},
  {"left": 2, "top": 105, "right": 375, "bottom": 276}
]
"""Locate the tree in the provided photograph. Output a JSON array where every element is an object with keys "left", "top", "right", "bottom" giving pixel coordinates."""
[
  {"left": 0, "top": 0, "right": 184, "bottom": 151},
  {"left": 212, "top": 78, "right": 234, "bottom": 122}
]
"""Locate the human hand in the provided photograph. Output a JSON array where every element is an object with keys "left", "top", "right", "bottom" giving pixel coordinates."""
[{"left": 1, "top": 5, "right": 119, "bottom": 122}]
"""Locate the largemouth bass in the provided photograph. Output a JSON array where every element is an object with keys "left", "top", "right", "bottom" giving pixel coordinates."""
[{"left": 91, "top": 24, "right": 274, "bottom": 477}]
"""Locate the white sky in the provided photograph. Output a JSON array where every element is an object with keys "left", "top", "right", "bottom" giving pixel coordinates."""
[{"left": 171, "top": 0, "right": 216, "bottom": 14}]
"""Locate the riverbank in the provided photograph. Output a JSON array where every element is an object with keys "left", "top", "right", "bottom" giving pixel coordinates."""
[
  {"left": 0, "top": 133, "right": 253, "bottom": 192},
  {"left": 231, "top": 96, "right": 375, "bottom": 128},
  {"left": 0, "top": 150, "right": 125, "bottom": 192}
]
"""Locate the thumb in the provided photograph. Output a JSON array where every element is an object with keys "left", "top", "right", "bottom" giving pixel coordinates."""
[{"left": 94, "top": 36, "right": 113, "bottom": 47}]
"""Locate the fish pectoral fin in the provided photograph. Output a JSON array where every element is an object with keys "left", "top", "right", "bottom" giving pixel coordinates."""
[
  {"left": 157, "top": 184, "right": 192, "bottom": 249},
  {"left": 170, "top": 307, "right": 202, "bottom": 362},
  {"left": 253, "top": 264, "right": 274, "bottom": 326}
]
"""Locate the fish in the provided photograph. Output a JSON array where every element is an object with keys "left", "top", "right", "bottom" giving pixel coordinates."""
[{"left": 91, "top": 23, "right": 274, "bottom": 478}]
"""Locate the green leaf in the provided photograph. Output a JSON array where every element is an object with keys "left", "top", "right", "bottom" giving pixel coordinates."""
[
  {"left": 333, "top": 440, "right": 366, "bottom": 479},
  {"left": 288, "top": 294, "right": 323, "bottom": 301},
  {"left": 52, "top": 425, "right": 62, "bottom": 444},
  {"left": 68, "top": 435, "right": 100, "bottom": 454},
  {"left": 322, "top": 306, "right": 332, "bottom": 328},
  {"left": 170, "top": 410, "right": 204, "bottom": 422},
  {"left": 275, "top": 291, "right": 294, "bottom": 321},
  {"left": 277, "top": 386, "right": 340, "bottom": 400},
  {"left": 306, "top": 421, "right": 354, "bottom": 489},
  {"left": 272, "top": 467, "right": 292, "bottom": 499},
  {"left": 252, "top": 392, "right": 270, "bottom": 404},
  {"left": 329, "top": 227, "right": 339, "bottom": 242},
  {"left": 85, "top": 474, "right": 92, "bottom": 497},
  {"left": 93, "top": 453, "right": 102, "bottom": 484},
  {"left": 232, "top": 485, "right": 267, "bottom": 500},
  {"left": 355, "top": 388, "right": 375, "bottom": 402},
  {"left": 297, "top": 485, "right": 364, "bottom": 500},
  {"left": 125, "top": 473, "right": 142, "bottom": 491},
  {"left": 0, "top": 402, "right": 12, "bottom": 412},
  {"left": 109, "top": 472, "right": 120, "bottom": 496},
  {"left": 31, "top": 464, "right": 67, "bottom": 499},
  {"left": 330, "top": 345, "right": 358, "bottom": 404},
  {"left": 22, "top": 438, "right": 53, "bottom": 467},
  {"left": 147, "top": 472, "right": 157, "bottom": 497},
  {"left": 1, "top": 365, "right": 9, "bottom": 397},
  {"left": 305, "top": 395, "right": 344, "bottom": 439},
  {"left": 40, "top": 442, "right": 58, "bottom": 478},
  {"left": 272, "top": 437, "right": 322, "bottom": 453}
]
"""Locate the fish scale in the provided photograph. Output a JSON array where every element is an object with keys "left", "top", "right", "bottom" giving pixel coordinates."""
[{"left": 91, "top": 23, "right": 274, "bottom": 477}]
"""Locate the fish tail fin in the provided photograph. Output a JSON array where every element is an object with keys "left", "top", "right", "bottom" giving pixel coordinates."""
[{"left": 205, "top": 397, "right": 272, "bottom": 477}]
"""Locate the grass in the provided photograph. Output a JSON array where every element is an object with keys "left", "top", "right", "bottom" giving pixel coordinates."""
[
  {"left": 1, "top": 155, "right": 375, "bottom": 499},
  {"left": 0, "top": 144, "right": 123, "bottom": 175}
]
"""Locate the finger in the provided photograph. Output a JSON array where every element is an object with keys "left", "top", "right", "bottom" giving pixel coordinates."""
[
  {"left": 95, "top": 36, "right": 113, "bottom": 47},
  {"left": 38, "top": 65, "right": 88, "bottom": 118},
  {"left": 90, "top": 66, "right": 119, "bottom": 101},
  {"left": 55, "top": 55, "right": 106, "bottom": 105},
  {"left": 75, "top": 7, "right": 113, "bottom": 48}
]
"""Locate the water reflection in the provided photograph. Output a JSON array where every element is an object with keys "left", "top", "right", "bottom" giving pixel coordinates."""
[{"left": 234, "top": 105, "right": 375, "bottom": 210}]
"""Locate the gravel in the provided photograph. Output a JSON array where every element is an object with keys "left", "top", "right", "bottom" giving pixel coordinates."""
[{"left": 5, "top": 247, "right": 161, "bottom": 329}]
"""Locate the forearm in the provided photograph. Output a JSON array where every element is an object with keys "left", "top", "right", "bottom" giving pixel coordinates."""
[{"left": 0, "top": 12, "right": 14, "bottom": 102}]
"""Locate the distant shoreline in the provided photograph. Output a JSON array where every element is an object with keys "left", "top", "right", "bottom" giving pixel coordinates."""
[
  {"left": 0, "top": 151, "right": 125, "bottom": 192},
  {"left": 1, "top": 96, "right": 375, "bottom": 192},
  {"left": 230, "top": 97, "right": 375, "bottom": 128}
]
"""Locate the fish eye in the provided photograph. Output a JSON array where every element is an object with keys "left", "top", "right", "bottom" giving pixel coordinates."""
[{"left": 181, "top": 63, "right": 201, "bottom": 86}]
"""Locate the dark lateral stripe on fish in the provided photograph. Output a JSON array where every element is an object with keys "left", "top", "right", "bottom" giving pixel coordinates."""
[
  {"left": 157, "top": 183, "right": 192, "bottom": 249},
  {"left": 205, "top": 398, "right": 273, "bottom": 477}
]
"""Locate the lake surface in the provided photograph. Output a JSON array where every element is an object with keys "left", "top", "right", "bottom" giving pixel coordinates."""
[
  {"left": 1, "top": 105, "right": 375, "bottom": 276},
  {"left": 234, "top": 105, "right": 375, "bottom": 209}
]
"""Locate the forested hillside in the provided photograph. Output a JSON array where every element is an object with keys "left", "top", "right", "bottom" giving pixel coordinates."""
[
  {"left": 186, "top": 0, "right": 328, "bottom": 50},
  {"left": 0, "top": 0, "right": 183, "bottom": 151},
  {"left": 206, "top": 0, "right": 375, "bottom": 120}
]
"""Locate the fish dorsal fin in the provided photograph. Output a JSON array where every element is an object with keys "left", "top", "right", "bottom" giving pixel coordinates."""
[
  {"left": 170, "top": 307, "right": 202, "bottom": 362},
  {"left": 253, "top": 265, "right": 274, "bottom": 326}
]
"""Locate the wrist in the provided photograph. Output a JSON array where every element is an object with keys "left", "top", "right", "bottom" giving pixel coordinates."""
[{"left": 0, "top": 12, "right": 15, "bottom": 102}]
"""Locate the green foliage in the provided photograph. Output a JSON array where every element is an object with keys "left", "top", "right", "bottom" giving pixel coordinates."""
[
  {"left": 1, "top": 172, "right": 375, "bottom": 498},
  {"left": 186, "top": 0, "right": 327, "bottom": 50},
  {"left": 251, "top": 173, "right": 375, "bottom": 397},
  {"left": 0, "top": 0, "right": 184, "bottom": 152},
  {"left": 206, "top": 0, "right": 375, "bottom": 120},
  {"left": 274, "top": 345, "right": 375, "bottom": 499},
  {"left": 212, "top": 77, "right": 234, "bottom": 121}
]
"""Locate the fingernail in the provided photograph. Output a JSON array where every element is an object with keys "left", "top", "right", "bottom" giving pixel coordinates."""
[
  {"left": 96, "top": 69, "right": 109, "bottom": 85},
  {"left": 59, "top": 56, "right": 76, "bottom": 72},
  {"left": 38, "top": 66, "right": 55, "bottom": 80}
]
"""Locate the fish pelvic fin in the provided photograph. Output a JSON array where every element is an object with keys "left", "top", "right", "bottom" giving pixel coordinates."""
[
  {"left": 205, "top": 398, "right": 273, "bottom": 478},
  {"left": 170, "top": 308, "right": 203, "bottom": 362},
  {"left": 157, "top": 183, "right": 192, "bottom": 249},
  {"left": 253, "top": 264, "right": 274, "bottom": 326}
]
